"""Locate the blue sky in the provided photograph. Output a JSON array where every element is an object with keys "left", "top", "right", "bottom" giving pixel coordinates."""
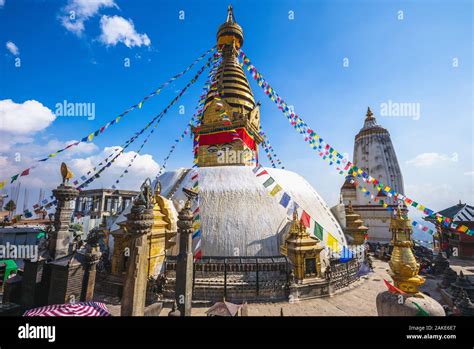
[{"left": 0, "top": 0, "right": 472, "bottom": 238}]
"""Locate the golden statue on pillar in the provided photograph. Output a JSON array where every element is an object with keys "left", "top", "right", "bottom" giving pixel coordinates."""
[
  {"left": 60, "top": 162, "right": 74, "bottom": 185},
  {"left": 388, "top": 207, "right": 425, "bottom": 295}
]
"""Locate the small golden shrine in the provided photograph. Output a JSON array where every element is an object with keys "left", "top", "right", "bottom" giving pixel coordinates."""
[
  {"left": 388, "top": 208, "right": 425, "bottom": 295},
  {"left": 345, "top": 201, "right": 368, "bottom": 245},
  {"left": 111, "top": 183, "right": 176, "bottom": 279},
  {"left": 280, "top": 211, "right": 324, "bottom": 281}
]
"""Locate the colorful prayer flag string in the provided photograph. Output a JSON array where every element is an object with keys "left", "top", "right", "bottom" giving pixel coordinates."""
[
  {"left": 17, "top": 53, "right": 215, "bottom": 217},
  {"left": 2, "top": 47, "right": 216, "bottom": 189},
  {"left": 238, "top": 50, "right": 473, "bottom": 237}
]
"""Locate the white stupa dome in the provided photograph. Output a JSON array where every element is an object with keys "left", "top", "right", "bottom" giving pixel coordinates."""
[{"left": 157, "top": 166, "right": 347, "bottom": 257}]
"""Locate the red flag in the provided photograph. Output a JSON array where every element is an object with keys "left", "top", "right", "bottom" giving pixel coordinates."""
[
  {"left": 256, "top": 169, "right": 269, "bottom": 177},
  {"left": 383, "top": 279, "right": 406, "bottom": 295},
  {"left": 20, "top": 168, "right": 30, "bottom": 177},
  {"left": 300, "top": 210, "right": 311, "bottom": 228},
  {"left": 194, "top": 250, "right": 202, "bottom": 261}
]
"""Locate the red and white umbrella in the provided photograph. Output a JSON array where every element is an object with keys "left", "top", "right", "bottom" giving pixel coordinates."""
[{"left": 23, "top": 302, "right": 111, "bottom": 317}]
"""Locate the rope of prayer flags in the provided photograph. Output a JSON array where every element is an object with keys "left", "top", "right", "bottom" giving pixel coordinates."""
[
  {"left": 347, "top": 177, "right": 439, "bottom": 237},
  {"left": 152, "top": 53, "right": 220, "bottom": 182},
  {"left": 259, "top": 130, "right": 284, "bottom": 169},
  {"left": 19, "top": 54, "right": 215, "bottom": 216},
  {"left": 191, "top": 53, "right": 222, "bottom": 261},
  {"left": 252, "top": 164, "right": 343, "bottom": 254},
  {"left": 105, "top": 55, "right": 215, "bottom": 189},
  {"left": 238, "top": 50, "right": 473, "bottom": 237},
  {"left": 3, "top": 47, "right": 216, "bottom": 189}
]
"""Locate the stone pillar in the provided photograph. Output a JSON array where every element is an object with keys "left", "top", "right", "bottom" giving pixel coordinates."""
[
  {"left": 175, "top": 196, "right": 194, "bottom": 316},
  {"left": 50, "top": 184, "right": 79, "bottom": 260},
  {"left": 81, "top": 230, "right": 102, "bottom": 301},
  {"left": 120, "top": 191, "right": 154, "bottom": 316}
]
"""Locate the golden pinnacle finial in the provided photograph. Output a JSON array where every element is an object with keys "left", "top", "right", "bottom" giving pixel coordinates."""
[
  {"left": 366, "top": 107, "right": 374, "bottom": 119},
  {"left": 292, "top": 209, "right": 298, "bottom": 223},
  {"left": 226, "top": 4, "right": 234, "bottom": 23},
  {"left": 396, "top": 206, "right": 403, "bottom": 219},
  {"left": 347, "top": 200, "right": 353, "bottom": 213}
]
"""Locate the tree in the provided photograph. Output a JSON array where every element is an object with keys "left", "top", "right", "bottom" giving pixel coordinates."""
[{"left": 4, "top": 199, "right": 16, "bottom": 218}]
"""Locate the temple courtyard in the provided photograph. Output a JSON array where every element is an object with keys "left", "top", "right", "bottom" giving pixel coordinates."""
[{"left": 96, "top": 257, "right": 473, "bottom": 316}]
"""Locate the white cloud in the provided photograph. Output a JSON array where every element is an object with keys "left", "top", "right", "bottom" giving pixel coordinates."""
[
  {"left": 0, "top": 0, "right": 5, "bottom": 9},
  {"left": 70, "top": 146, "right": 159, "bottom": 190},
  {"left": 60, "top": 0, "right": 117, "bottom": 36},
  {"left": 405, "top": 182, "right": 473, "bottom": 213},
  {"left": 405, "top": 152, "right": 456, "bottom": 167},
  {"left": 99, "top": 15, "right": 151, "bottom": 48},
  {"left": 464, "top": 171, "right": 474, "bottom": 176},
  {"left": 5, "top": 41, "right": 19, "bottom": 56},
  {"left": 0, "top": 99, "right": 56, "bottom": 135},
  {"left": 1, "top": 141, "right": 160, "bottom": 210}
]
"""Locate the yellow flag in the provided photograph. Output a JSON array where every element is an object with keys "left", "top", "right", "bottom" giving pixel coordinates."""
[
  {"left": 327, "top": 232, "right": 339, "bottom": 252},
  {"left": 87, "top": 133, "right": 94, "bottom": 141},
  {"left": 193, "top": 221, "right": 200, "bottom": 230},
  {"left": 138, "top": 101, "right": 143, "bottom": 109},
  {"left": 0, "top": 180, "right": 6, "bottom": 189},
  {"left": 270, "top": 184, "right": 282, "bottom": 197}
]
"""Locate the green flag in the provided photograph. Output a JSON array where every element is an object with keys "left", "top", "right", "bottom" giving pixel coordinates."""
[
  {"left": 412, "top": 301, "right": 429, "bottom": 316},
  {"left": 262, "top": 177, "right": 275, "bottom": 188},
  {"left": 313, "top": 222, "right": 324, "bottom": 241}
]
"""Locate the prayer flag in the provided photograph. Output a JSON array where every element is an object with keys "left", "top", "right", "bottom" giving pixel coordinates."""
[
  {"left": 300, "top": 210, "right": 311, "bottom": 228},
  {"left": 327, "top": 232, "right": 339, "bottom": 252},
  {"left": 412, "top": 301, "right": 429, "bottom": 316},
  {"left": 270, "top": 184, "right": 282, "bottom": 197},
  {"left": 279, "top": 193, "right": 291, "bottom": 208},
  {"left": 11, "top": 174, "right": 19, "bottom": 183},
  {"left": 262, "top": 177, "right": 275, "bottom": 188},
  {"left": 313, "top": 222, "right": 324, "bottom": 241},
  {"left": 383, "top": 279, "right": 406, "bottom": 295}
]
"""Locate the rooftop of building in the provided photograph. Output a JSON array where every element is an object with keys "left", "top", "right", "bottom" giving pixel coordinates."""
[{"left": 426, "top": 202, "right": 474, "bottom": 223}]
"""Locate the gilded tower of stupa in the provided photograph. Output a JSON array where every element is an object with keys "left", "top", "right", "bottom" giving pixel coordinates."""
[
  {"left": 193, "top": 5, "right": 263, "bottom": 167},
  {"left": 112, "top": 6, "right": 348, "bottom": 258}
]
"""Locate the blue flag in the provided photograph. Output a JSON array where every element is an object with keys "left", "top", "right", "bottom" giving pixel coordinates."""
[{"left": 279, "top": 192, "right": 291, "bottom": 208}]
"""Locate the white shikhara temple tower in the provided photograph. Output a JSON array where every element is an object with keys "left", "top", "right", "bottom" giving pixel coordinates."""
[{"left": 339, "top": 108, "right": 405, "bottom": 243}]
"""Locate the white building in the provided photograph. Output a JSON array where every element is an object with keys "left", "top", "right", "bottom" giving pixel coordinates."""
[{"left": 338, "top": 108, "right": 405, "bottom": 243}]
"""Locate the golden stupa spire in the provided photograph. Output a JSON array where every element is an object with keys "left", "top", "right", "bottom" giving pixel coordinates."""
[
  {"left": 388, "top": 207, "right": 425, "bottom": 295},
  {"left": 193, "top": 6, "right": 263, "bottom": 168}
]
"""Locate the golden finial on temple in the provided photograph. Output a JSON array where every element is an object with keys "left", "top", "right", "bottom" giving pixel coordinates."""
[
  {"left": 217, "top": 5, "right": 244, "bottom": 49},
  {"left": 366, "top": 106, "right": 374, "bottom": 120},
  {"left": 226, "top": 4, "right": 235, "bottom": 23}
]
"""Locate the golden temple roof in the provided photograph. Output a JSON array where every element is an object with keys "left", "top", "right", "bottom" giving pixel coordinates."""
[{"left": 204, "top": 5, "right": 256, "bottom": 116}]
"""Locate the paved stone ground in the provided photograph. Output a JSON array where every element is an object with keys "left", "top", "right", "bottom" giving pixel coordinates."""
[
  {"left": 102, "top": 256, "right": 473, "bottom": 316},
  {"left": 159, "top": 258, "right": 392, "bottom": 316}
]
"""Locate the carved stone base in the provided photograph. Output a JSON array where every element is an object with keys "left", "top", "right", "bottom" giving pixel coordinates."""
[
  {"left": 289, "top": 278, "right": 331, "bottom": 301},
  {"left": 376, "top": 291, "right": 445, "bottom": 316}
]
